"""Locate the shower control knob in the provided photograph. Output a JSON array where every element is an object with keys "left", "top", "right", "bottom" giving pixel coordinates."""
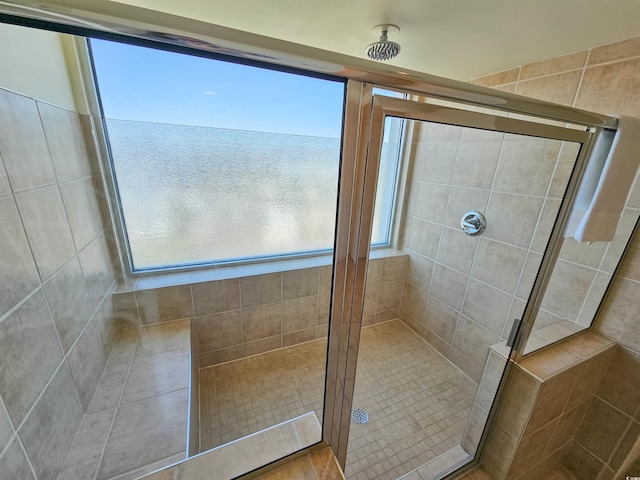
[{"left": 461, "top": 211, "right": 486, "bottom": 236}]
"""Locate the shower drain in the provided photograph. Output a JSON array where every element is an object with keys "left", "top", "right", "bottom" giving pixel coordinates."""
[{"left": 351, "top": 407, "right": 369, "bottom": 424}]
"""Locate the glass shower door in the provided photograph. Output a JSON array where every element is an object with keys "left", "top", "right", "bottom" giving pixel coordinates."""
[{"left": 342, "top": 93, "right": 591, "bottom": 479}]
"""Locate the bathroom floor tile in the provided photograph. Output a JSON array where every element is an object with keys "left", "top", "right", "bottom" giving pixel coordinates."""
[{"left": 199, "top": 320, "right": 476, "bottom": 480}]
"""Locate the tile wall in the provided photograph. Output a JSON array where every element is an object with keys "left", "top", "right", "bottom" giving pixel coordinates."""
[
  {"left": 473, "top": 37, "right": 640, "bottom": 479},
  {"left": 112, "top": 254, "right": 408, "bottom": 368},
  {"left": 0, "top": 87, "right": 119, "bottom": 479},
  {"left": 482, "top": 332, "right": 616, "bottom": 480},
  {"left": 396, "top": 120, "right": 574, "bottom": 382}
]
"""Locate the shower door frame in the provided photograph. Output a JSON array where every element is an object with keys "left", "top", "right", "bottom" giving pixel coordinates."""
[
  {"left": 0, "top": 3, "right": 619, "bottom": 478},
  {"left": 330, "top": 91, "right": 597, "bottom": 474}
]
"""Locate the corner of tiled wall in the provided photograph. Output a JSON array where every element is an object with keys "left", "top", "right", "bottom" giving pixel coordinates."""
[{"left": 0, "top": 86, "right": 120, "bottom": 480}]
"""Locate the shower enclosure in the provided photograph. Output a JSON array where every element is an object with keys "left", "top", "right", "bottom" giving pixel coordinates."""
[{"left": 0, "top": 5, "right": 632, "bottom": 480}]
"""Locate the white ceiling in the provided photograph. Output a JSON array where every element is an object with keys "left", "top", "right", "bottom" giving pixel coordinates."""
[{"left": 112, "top": 0, "right": 640, "bottom": 80}]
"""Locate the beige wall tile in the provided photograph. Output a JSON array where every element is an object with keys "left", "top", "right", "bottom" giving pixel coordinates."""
[
  {"left": 566, "top": 346, "right": 615, "bottom": 410},
  {"left": 601, "top": 208, "right": 639, "bottom": 274},
  {"left": 436, "top": 226, "right": 478, "bottom": 274},
  {"left": 525, "top": 367, "right": 580, "bottom": 435},
  {"left": 0, "top": 89, "right": 56, "bottom": 192},
  {"left": 283, "top": 295, "right": 317, "bottom": 333},
  {"left": 531, "top": 198, "right": 561, "bottom": 253},
  {"left": 195, "top": 310, "right": 242, "bottom": 352},
  {"left": 516, "top": 251, "right": 543, "bottom": 301},
  {"left": 471, "top": 238, "right": 526, "bottom": 294},
  {"left": 121, "top": 349, "right": 189, "bottom": 404},
  {"left": 419, "top": 142, "right": 457, "bottom": 184},
  {"left": 452, "top": 315, "right": 500, "bottom": 368},
  {"left": 240, "top": 273, "right": 282, "bottom": 308},
  {"left": 365, "top": 259, "right": 381, "bottom": 286},
  {"left": 0, "top": 396, "right": 13, "bottom": 455},
  {"left": 485, "top": 193, "right": 544, "bottom": 249},
  {"left": 67, "top": 320, "right": 107, "bottom": 411},
  {"left": 136, "top": 285, "right": 192, "bottom": 325},
  {"left": 510, "top": 419, "right": 557, "bottom": 475},
  {"left": 575, "top": 397, "right": 631, "bottom": 462},
  {"left": 415, "top": 183, "right": 449, "bottom": 223},
  {"left": 399, "top": 282, "right": 427, "bottom": 321},
  {"left": 363, "top": 283, "right": 378, "bottom": 315},
  {"left": 575, "top": 58, "right": 640, "bottom": 116},
  {"left": 0, "top": 196, "right": 39, "bottom": 316},
  {"left": 565, "top": 441, "right": 605, "bottom": 480},
  {"left": 577, "top": 272, "right": 611, "bottom": 327},
  {"left": 57, "top": 409, "right": 116, "bottom": 480},
  {"left": 97, "top": 389, "right": 187, "bottom": 479},
  {"left": 520, "top": 51, "right": 587, "bottom": 79},
  {"left": 596, "top": 346, "right": 640, "bottom": 416},
  {"left": 548, "top": 142, "right": 580, "bottom": 199},
  {"left": 453, "top": 141, "right": 502, "bottom": 189},
  {"left": 199, "top": 345, "right": 243, "bottom": 368},
  {"left": 242, "top": 302, "right": 282, "bottom": 342},
  {"left": 540, "top": 260, "right": 595, "bottom": 321},
  {"left": 0, "top": 290, "right": 63, "bottom": 425},
  {"left": 546, "top": 400, "right": 589, "bottom": 455},
  {"left": 405, "top": 253, "right": 433, "bottom": 292},
  {"left": 595, "top": 277, "right": 640, "bottom": 352},
  {"left": 430, "top": 263, "right": 469, "bottom": 310},
  {"left": 516, "top": 71, "right": 582, "bottom": 106},
  {"left": 462, "top": 279, "right": 512, "bottom": 336},
  {"left": 60, "top": 177, "right": 103, "bottom": 252},
  {"left": 113, "top": 292, "right": 140, "bottom": 328},
  {"left": 381, "top": 256, "right": 407, "bottom": 283},
  {"left": 316, "top": 293, "right": 330, "bottom": 325},
  {"left": 424, "top": 296, "right": 458, "bottom": 344},
  {"left": 376, "top": 280, "right": 403, "bottom": 312},
  {"left": 609, "top": 420, "right": 640, "bottom": 471},
  {"left": 78, "top": 233, "right": 115, "bottom": 310},
  {"left": 43, "top": 257, "right": 93, "bottom": 352},
  {"left": 409, "top": 218, "right": 441, "bottom": 259},
  {"left": 243, "top": 335, "right": 282, "bottom": 356},
  {"left": 494, "top": 138, "right": 560, "bottom": 196},
  {"left": 283, "top": 327, "right": 316, "bottom": 346},
  {"left": 192, "top": 279, "right": 240, "bottom": 316},
  {"left": 496, "top": 366, "right": 540, "bottom": 438},
  {"left": 0, "top": 436, "right": 36, "bottom": 480},
  {"left": 19, "top": 363, "right": 83, "bottom": 480},
  {"left": 283, "top": 268, "right": 319, "bottom": 300},
  {"left": 374, "top": 308, "right": 398, "bottom": 324},
  {"left": 462, "top": 403, "right": 489, "bottom": 455},
  {"left": 471, "top": 68, "right": 520, "bottom": 87},
  {"left": 558, "top": 238, "right": 607, "bottom": 269},
  {"left": 37, "top": 102, "right": 92, "bottom": 183},
  {"left": 427, "top": 123, "right": 463, "bottom": 142},
  {"left": 483, "top": 424, "right": 518, "bottom": 479},
  {"left": 444, "top": 187, "right": 490, "bottom": 229},
  {"left": 16, "top": 185, "right": 76, "bottom": 280},
  {"left": 589, "top": 37, "right": 640, "bottom": 65},
  {"left": 450, "top": 348, "right": 483, "bottom": 382},
  {"left": 0, "top": 153, "right": 10, "bottom": 195},
  {"left": 475, "top": 349, "right": 508, "bottom": 412}
]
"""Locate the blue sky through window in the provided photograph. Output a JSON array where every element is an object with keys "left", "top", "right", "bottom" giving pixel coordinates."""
[{"left": 90, "top": 39, "right": 345, "bottom": 138}]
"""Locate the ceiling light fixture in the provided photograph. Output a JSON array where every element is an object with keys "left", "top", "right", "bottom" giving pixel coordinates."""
[{"left": 366, "top": 24, "right": 401, "bottom": 61}]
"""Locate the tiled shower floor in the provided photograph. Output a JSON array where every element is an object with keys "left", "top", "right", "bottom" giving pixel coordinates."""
[{"left": 199, "top": 319, "right": 477, "bottom": 480}]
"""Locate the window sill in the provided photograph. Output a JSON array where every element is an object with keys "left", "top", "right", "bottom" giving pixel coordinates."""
[{"left": 114, "top": 248, "right": 407, "bottom": 293}]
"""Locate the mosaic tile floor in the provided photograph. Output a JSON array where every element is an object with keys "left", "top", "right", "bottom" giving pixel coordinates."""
[{"left": 199, "top": 319, "right": 477, "bottom": 480}]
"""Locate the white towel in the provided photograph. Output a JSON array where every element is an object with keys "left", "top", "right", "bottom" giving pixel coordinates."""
[{"left": 564, "top": 116, "right": 640, "bottom": 243}]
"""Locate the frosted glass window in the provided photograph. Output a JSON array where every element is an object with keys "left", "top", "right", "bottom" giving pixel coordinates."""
[{"left": 91, "top": 40, "right": 399, "bottom": 271}]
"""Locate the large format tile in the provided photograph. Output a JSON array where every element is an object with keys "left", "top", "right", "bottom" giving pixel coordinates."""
[
  {"left": 541, "top": 260, "right": 595, "bottom": 321},
  {"left": 0, "top": 196, "right": 39, "bottom": 317},
  {"left": 78, "top": 234, "right": 115, "bottom": 310},
  {"left": 121, "top": 349, "right": 190, "bottom": 404},
  {"left": 242, "top": 302, "right": 282, "bottom": 342},
  {"left": 596, "top": 346, "right": 640, "bottom": 416},
  {"left": 67, "top": 320, "right": 107, "bottom": 411},
  {"left": 0, "top": 436, "right": 36, "bottom": 480},
  {"left": 60, "top": 177, "right": 103, "bottom": 252},
  {"left": 575, "top": 58, "right": 640, "bottom": 116},
  {"left": 429, "top": 263, "right": 468, "bottom": 311},
  {"left": 484, "top": 192, "right": 543, "bottom": 249},
  {"left": 57, "top": 409, "right": 116, "bottom": 480},
  {"left": 515, "top": 71, "right": 581, "bottom": 106},
  {"left": 575, "top": 397, "right": 632, "bottom": 462},
  {"left": 0, "top": 290, "right": 63, "bottom": 425},
  {"left": 462, "top": 279, "right": 511, "bottom": 336},
  {"left": 452, "top": 316, "right": 500, "bottom": 368},
  {"left": 191, "top": 279, "right": 240, "bottom": 316},
  {"left": 0, "top": 88, "right": 56, "bottom": 192},
  {"left": 452, "top": 140, "right": 501, "bottom": 189},
  {"left": 471, "top": 239, "right": 526, "bottom": 294},
  {"left": 15, "top": 185, "right": 76, "bottom": 280},
  {"left": 37, "top": 102, "right": 91, "bottom": 183},
  {"left": 0, "top": 152, "right": 10, "bottom": 195},
  {"left": 43, "top": 257, "right": 93, "bottom": 353},
  {"left": 240, "top": 273, "right": 282, "bottom": 308},
  {"left": 283, "top": 268, "right": 319, "bottom": 300},
  {"left": 0, "top": 395, "right": 13, "bottom": 455},
  {"left": 19, "top": 363, "right": 83, "bottom": 480},
  {"left": 97, "top": 389, "right": 188, "bottom": 480},
  {"left": 282, "top": 296, "right": 317, "bottom": 333},
  {"left": 195, "top": 310, "right": 242, "bottom": 353}
]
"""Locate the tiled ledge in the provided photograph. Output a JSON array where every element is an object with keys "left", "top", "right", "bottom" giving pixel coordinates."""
[{"left": 115, "top": 248, "right": 407, "bottom": 293}]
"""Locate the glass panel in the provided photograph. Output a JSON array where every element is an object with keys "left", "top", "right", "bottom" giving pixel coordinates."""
[
  {"left": 91, "top": 39, "right": 345, "bottom": 271},
  {"left": 346, "top": 109, "right": 584, "bottom": 479}
]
